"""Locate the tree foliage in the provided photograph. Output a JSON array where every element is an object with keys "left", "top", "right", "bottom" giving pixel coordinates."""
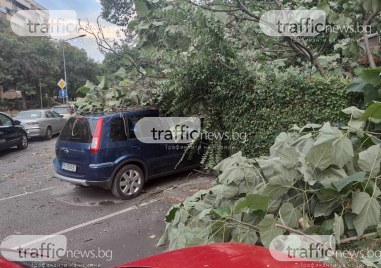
[
  {"left": 159, "top": 109, "right": 381, "bottom": 266},
  {"left": 0, "top": 18, "right": 101, "bottom": 106}
]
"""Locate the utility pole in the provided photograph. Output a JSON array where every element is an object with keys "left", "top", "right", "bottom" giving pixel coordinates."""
[{"left": 60, "top": 34, "right": 86, "bottom": 104}]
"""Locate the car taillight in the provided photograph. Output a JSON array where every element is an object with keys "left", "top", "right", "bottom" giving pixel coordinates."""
[
  {"left": 26, "top": 121, "right": 39, "bottom": 125},
  {"left": 90, "top": 117, "right": 104, "bottom": 154}
]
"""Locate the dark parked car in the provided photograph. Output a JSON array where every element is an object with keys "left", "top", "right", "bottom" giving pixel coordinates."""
[
  {"left": 0, "top": 112, "right": 28, "bottom": 151},
  {"left": 53, "top": 109, "right": 201, "bottom": 199}
]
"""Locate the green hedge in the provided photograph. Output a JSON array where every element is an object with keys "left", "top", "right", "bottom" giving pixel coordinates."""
[
  {"left": 223, "top": 72, "right": 357, "bottom": 156},
  {"left": 158, "top": 58, "right": 360, "bottom": 163}
]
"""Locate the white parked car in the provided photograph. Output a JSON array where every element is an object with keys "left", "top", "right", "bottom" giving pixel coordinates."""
[{"left": 14, "top": 109, "right": 67, "bottom": 139}]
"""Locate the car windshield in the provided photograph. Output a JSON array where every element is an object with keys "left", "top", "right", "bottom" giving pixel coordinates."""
[
  {"left": 14, "top": 111, "right": 42, "bottom": 119},
  {"left": 52, "top": 107, "right": 69, "bottom": 114}
]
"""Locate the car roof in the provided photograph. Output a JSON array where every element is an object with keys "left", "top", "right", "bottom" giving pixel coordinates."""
[
  {"left": 17, "top": 109, "right": 49, "bottom": 113},
  {"left": 83, "top": 108, "right": 159, "bottom": 119}
]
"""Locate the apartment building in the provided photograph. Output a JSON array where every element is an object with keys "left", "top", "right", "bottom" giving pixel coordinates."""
[{"left": 0, "top": 0, "right": 48, "bottom": 27}]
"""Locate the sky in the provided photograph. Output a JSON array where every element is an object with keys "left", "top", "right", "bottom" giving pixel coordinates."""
[{"left": 36, "top": 0, "right": 119, "bottom": 62}]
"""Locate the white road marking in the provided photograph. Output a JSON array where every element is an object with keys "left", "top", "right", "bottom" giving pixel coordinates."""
[
  {"left": 0, "top": 187, "right": 56, "bottom": 202},
  {"left": 11, "top": 198, "right": 159, "bottom": 249}
]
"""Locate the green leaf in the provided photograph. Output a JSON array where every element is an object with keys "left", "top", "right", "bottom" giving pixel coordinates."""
[
  {"left": 115, "top": 67, "right": 127, "bottom": 78},
  {"left": 278, "top": 202, "right": 302, "bottom": 228},
  {"left": 305, "top": 123, "right": 354, "bottom": 169},
  {"left": 77, "top": 86, "right": 90, "bottom": 94},
  {"left": 119, "top": 80, "right": 130, "bottom": 87},
  {"left": 165, "top": 206, "right": 180, "bottom": 223},
  {"left": 234, "top": 194, "right": 269, "bottom": 213},
  {"left": 134, "top": 0, "right": 148, "bottom": 17},
  {"left": 346, "top": 78, "right": 367, "bottom": 93},
  {"left": 352, "top": 192, "right": 380, "bottom": 236},
  {"left": 360, "top": 67, "right": 381, "bottom": 87},
  {"left": 333, "top": 214, "right": 344, "bottom": 244},
  {"left": 360, "top": 102, "right": 381, "bottom": 121},
  {"left": 331, "top": 172, "right": 367, "bottom": 192},
  {"left": 231, "top": 227, "right": 258, "bottom": 244},
  {"left": 358, "top": 144, "right": 381, "bottom": 177},
  {"left": 258, "top": 214, "right": 283, "bottom": 248},
  {"left": 342, "top": 106, "right": 365, "bottom": 119}
]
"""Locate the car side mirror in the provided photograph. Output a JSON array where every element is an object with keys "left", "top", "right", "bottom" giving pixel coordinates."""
[
  {"left": 59, "top": 115, "right": 64, "bottom": 118},
  {"left": 14, "top": 120, "right": 21, "bottom": 125}
]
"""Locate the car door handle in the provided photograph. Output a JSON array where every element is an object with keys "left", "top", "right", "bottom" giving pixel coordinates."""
[{"left": 130, "top": 145, "right": 140, "bottom": 150}]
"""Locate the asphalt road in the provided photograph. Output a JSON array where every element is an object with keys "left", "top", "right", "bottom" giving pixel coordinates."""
[{"left": 0, "top": 136, "right": 212, "bottom": 267}]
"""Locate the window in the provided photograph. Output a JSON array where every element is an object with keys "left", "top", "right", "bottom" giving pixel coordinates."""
[
  {"left": 110, "top": 117, "right": 128, "bottom": 142},
  {"left": 45, "top": 112, "right": 52, "bottom": 118},
  {"left": 50, "top": 111, "right": 61, "bottom": 118},
  {"left": 59, "top": 117, "right": 93, "bottom": 143},
  {"left": 15, "top": 111, "right": 42, "bottom": 119},
  {"left": 0, "top": 113, "right": 13, "bottom": 126}
]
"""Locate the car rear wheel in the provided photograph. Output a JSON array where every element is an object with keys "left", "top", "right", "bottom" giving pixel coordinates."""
[
  {"left": 111, "top": 164, "right": 145, "bottom": 200},
  {"left": 45, "top": 127, "right": 52, "bottom": 140},
  {"left": 17, "top": 133, "right": 28, "bottom": 150}
]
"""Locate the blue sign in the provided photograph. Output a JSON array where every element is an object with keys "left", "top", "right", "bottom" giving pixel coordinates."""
[{"left": 59, "top": 89, "right": 68, "bottom": 99}]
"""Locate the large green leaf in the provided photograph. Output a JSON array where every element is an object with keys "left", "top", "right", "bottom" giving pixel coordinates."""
[
  {"left": 346, "top": 78, "right": 367, "bottom": 93},
  {"left": 305, "top": 123, "right": 354, "bottom": 169},
  {"left": 134, "top": 0, "right": 148, "bottom": 17},
  {"left": 258, "top": 214, "right": 284, "bottom": 248},
  {"left": 331, "top": 172, "right": 367, "bottom": 192},
  {"left": 358, "top": 144, "right": 381, "bottom": 177},
  {"left": 360, "top": 102, "right": 381, "bottom": 121},
  {"left": 234, "top": 194, "right": 269, "bottom": 213},
  {"left": 352, "top": 192, "right": 380, "bottom": 236},
  {"left": 360, "top": 67, "right": 381, "bottom": 87},
  {"left": 278, "top": 202, "right": 302, "bottom": 228}
]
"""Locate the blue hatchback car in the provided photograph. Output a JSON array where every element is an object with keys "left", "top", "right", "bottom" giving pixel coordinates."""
[{"left": 53, "top": 109, "right": 201, "bottom": 199}]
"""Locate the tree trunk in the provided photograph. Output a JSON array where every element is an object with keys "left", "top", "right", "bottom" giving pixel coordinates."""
[
  {"left": 0, "top": 84, "right": 3, "bottom": 102},
  {"left": 363, "top": 31, "right": 376, "bottom": 68}
]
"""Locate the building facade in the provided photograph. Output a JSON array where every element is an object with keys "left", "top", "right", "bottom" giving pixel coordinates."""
[{"left": 0, "top": 0, "right": 48, "bottom": 27}]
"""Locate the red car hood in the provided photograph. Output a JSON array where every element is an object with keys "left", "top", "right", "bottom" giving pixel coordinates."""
[
  {"left": 0, "top": 257, "right": 24, "bottom": 268},
  {"left": 116, "top": 243, "right": 332, "bottom": 268}
]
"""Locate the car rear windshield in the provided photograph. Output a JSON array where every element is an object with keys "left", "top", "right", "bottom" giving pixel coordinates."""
[
  {"left": 15, "top": 111, "right": 42, "bottom": 119},
  {"left": 52, "top": 107, "right": 69, "bottom": 114},
  {"left": 59, "top": 117, "right": 98, "bottom": 143}
]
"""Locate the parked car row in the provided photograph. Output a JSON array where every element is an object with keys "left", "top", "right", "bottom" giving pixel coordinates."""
[
  {"left": 2, "top": 106, "right": 202, "bottom": 200},
  {"left": 0, "top": 105, "right": 75, "bottom": 151}
]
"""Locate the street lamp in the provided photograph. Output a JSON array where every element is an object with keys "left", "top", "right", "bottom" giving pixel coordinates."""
[{"left": 61, "top": 34, "right": 86, "bottom": 103}]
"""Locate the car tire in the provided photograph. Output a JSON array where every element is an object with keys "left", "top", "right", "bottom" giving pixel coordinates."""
[
  {"left": 17, "top": 133, "right": 28, "bottom": 150},
  {"left": 45, "top": 127, "right": 52, "bottom": 140},
  {"left": 111, "top": 164, "right": 145, "bottom": 200}
]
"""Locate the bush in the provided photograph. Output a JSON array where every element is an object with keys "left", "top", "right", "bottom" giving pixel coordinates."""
[
  {"left": 223, "top": 72, "right": 355, "bottom": 157},
  {"left": 158, "top": 65, "right": 359, "bottom": 167}
]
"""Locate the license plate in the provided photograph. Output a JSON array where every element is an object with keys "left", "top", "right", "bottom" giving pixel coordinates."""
[{"left": 62, "top": 162, "right": 77, "bottom": 172}]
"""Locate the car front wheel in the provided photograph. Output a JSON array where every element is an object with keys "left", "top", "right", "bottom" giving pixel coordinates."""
[
  {"left": 17, "top": 133, "right": 28, "bottom": 150},
  {"left": 111, "top": 164, "right": 145, "bottom": 200}
]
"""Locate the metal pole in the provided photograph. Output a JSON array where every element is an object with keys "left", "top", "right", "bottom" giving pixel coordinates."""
[
  {"left": 62, "top": 43, "right": 68, "bottom": 104},
  {"left": 39, "top": 80, "right": 43, "bottom": 108}
]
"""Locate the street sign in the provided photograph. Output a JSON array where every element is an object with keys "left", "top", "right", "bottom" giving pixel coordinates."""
[
  {"left": 57, "top": 79, "right": 66, "bottom": 89},
  {"left": 59, "top": 89, "right": 68, "bottom": 99}
]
